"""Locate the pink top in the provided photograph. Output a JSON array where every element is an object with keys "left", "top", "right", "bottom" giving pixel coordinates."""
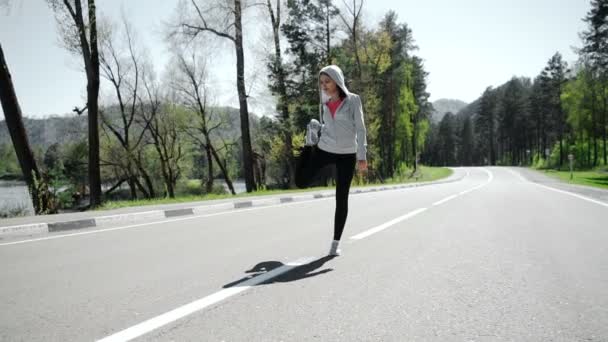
[{"left": 326, "top": 98, "right": 343, "bottom": 118}]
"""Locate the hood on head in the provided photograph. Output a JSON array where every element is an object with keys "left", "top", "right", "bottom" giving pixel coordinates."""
[{"left": 319, "top": 65, "right": 350, "bottom": 97}]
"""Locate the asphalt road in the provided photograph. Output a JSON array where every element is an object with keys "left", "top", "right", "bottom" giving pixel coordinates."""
[{"left": 1, "top": 167, "right": 607, "bottom": 342}]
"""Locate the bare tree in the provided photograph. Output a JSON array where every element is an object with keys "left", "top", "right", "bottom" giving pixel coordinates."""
[
  {"left": 47, "top": 0, "right": 102, "bottom": 207},
  {"left": 319, "top": 0, "right": 340, "bottom": 65},
  {"left": 0, "top": 44, "right": 50, "bottom": 214},
  {"left": 264, "top": 0, "right": 297, "bottom": 188},
  {"left": 171, "top": 49, "right": 237, "bottom": 194},
  {"left": 338, "top": 0, "right": 364, "bottom": 81},
  {"left": 142, "top": 105, "right": 184, "bottom": 199},
  {"left": 98, "top": 15, "right": 155, "bottom": 199},
  {"left": 139, "top": 67, "right": 184, "bottom": 198},
  {"left": 172, "top": 0, "right": 257, "bottom": 192}
]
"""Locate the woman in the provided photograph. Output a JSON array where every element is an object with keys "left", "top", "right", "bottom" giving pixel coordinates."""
[{"left": 295, "top": 65, "right": 368, "bottom": 256}]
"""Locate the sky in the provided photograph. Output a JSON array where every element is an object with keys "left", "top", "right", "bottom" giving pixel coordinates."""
[{"left": 0, "top": 0, "right": 591, "bottom": 120}]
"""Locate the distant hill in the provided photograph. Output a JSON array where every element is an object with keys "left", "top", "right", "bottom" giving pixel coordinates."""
[
  {"left": 455, "top": 99, "right": 480, "bottom": 121},
  {"left": 0, "top": 114, "right": 88, "bottom": 147},
  {"left": 0, "top": 106, "right": 259, "bottom": 150},
  {"left": 452, "top": 78, "right": 526, "bottom": 122},
  {"left": 431, "top": 99, "right": 468, "bottom": 123}
]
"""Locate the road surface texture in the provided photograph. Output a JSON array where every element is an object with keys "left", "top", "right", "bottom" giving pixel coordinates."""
[{"left": 1, "top": 167, "right": 607, "bottom": 341}]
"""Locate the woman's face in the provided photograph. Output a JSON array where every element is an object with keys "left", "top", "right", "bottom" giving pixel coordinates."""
[{"left": 320, "top": 74, "right": 338, "bottom": 95}]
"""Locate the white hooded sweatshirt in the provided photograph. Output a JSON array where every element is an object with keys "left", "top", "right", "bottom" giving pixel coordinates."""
[{"left": 317, "top": 65, "right": 368, "bottom": 161}]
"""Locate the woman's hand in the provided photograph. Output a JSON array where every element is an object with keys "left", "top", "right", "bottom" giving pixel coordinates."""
[{"left": 357, "top": 160, "right": 368, "bottom": 175}]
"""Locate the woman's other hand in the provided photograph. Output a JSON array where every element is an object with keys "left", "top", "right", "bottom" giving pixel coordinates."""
[{"left": 357, "top": 160, "right": 368, "bottom": 175}]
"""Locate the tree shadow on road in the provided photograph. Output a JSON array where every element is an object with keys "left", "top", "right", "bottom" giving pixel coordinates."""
[{"left": 222, "top": 256, "right": 335, "bottom": 288}]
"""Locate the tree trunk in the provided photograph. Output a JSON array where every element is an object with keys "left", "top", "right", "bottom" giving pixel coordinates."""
[
  {"left": 104, "top": 178, "right": 127, "bottom": 196},
  {"left": 127, "top": 175, "right": 137, "bottom": 199},
  {"left": 558, "top": 97, "right": 565, "bottom": 168},
  {"left": 167, "top": 167, "right": 176, "bottom": 198},
  {"left": 603, "top": 83, "right": 607, "bottom": 165},
  {"left": 412, "top": 113, "right": 418, "bottom": 172},
  {"left": 205, "top": 142, "right": 214, "bottom": 193},
  {"left": 386, "top": 79, "right": 395, "bottom": 176},
  {"left": 125, "top": 158, "right": 137, "bottom": 199},
  {"left": 0, "top": 44, "right": 47, "bottom": 214},
  {"left": 234, "top": 0, "right": 256, "bottom": 192},
  {"left": 209, "top": 141, "right": 236, "bottom": 195},
  {"left": 589, "top": 131, "right": 593, "bottom": 167},
  {"left": 580, "top": 131, "right": 584, "bottom": 167},
  {"left": 489, "top": 116, "right": 495, "bottom": 165},
  {"left": 559, "top": 134, "right": 564, "bottom": 168},
  {"left": 267, "top": 0, "right": 296, "bottom": 188},
  {"left": 134, "top": 156, "right": 155, "bottom": 198},
  {"left": 87, "top": 79, "right": 102, "bottom": 206},
  {"left": 536, "top": 116, "right": 541, "bottom": 164},
  {"left": 154, "top": 144, "right": 173, "bottom": 198},
  {"left": 132, "top": 177, "right": 150, "bottom": 199},
  {"left": 325, "top": 2, "right": 332, "bottom": 64},
  {"left": 85, "top": 0, "right": 102, "bottom": 207},
  {"left": 352, "top": 13, "right": 362, "bottom": 82},
  {"left": 593, "top": 108, "right": 598, "bottom": 167},
  {"left": 541, "top": 120, "right": 546, "bottom": 163},
  {"left": 160, "top": 157, "right": 174, "bottom": 198}
]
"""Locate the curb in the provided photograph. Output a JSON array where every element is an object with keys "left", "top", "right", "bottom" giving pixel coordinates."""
[{"left": 1, "top": 172, "right": 465, "bottom": 238}]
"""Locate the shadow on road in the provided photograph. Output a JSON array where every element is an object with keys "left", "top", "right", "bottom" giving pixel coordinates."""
[{"left": 223, "top": 255, "right": 335, "bottom": 288}]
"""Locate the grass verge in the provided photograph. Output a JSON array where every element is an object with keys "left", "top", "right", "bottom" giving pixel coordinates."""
[
  {"left": 98, "top": 166, "right": 454, "bottom": 211},
  {"left": 537, "top": 167, "right": 608, "bottom": 190}
]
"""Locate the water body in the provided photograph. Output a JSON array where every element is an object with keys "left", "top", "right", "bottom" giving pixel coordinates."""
[{"left": 0, "top": 181, "right": 34, "bottom": 217}]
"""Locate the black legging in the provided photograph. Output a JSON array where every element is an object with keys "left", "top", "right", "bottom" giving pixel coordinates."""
[{"left": 295, "top": 146, "right": 357, "bottom": 241}]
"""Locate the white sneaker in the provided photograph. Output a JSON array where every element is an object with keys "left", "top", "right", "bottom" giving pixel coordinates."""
[{"left": 329, "top": 240, "right": 341, "bottom": 256}]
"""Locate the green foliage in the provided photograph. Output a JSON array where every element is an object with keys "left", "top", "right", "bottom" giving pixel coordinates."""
[
  {"left": 437, "top": 113, "right": 457, "bottom": 166},
  {"left": 0, "top": 143, "right": 20, "bottom": 177},
  {"left": 268, "top": 134, "right": 288, "bottom": 185},
  {"left": 457, "top": 116, "right": 474, "bottom": 166},
  {"left": 423, "top": 2, "right": 608, "bottom": 170},
  {"left": 62, "top": 140, "right": 88, "bottom": 191},
  {"left": 45, "top": 162, "right": 76, "bottom": 211},
  {"left": 361, "top": 88, "right": 382, "bottom": 173},
  {"left": 43, "top": 143, "right": 62, "bottom": 171},
  {"left": 532, "top": 155, "right": 547, "bottom": 169},
  {"left": 395, "top": 79, "right": 414, "bottom": 166}
]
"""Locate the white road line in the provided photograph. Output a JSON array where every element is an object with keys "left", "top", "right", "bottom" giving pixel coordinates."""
[
  {"left": 507, "top": 168, "right": 608, "bottom": 208},
  {"left": 350, "top": 208, "right": 428, "bottom": 240},
  {"left": 505, "top": 167, "right": 527, "bottom": 182},
  {"left": 456, "top": 167, "right": 493, "bottom": 195},
  {"left": 1, "top": 177, "right": 467, "bottom": 247},
  {"left": 350, "top": 168, "right": 494, "bottom": 241},
  {"left": 0, "top": 198, "right": 334, "bottom": 247},
  {"left": 531, "top": 183, "right": 608, "bottom": 207},
  {"left": 479, "top": 167, "right": 494, "bottom": 186},
  {"left": 95, "top": 167, "right": 486, "bottom": 340},
  {"left": 96, "top": 256, "right": 316, "bottom": 342},
  {"left": 432, "top": 194, "right": 459, "bottom": 206},
  {"left": 96, "top": 170, "right": 469, "bottom": 339}
]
